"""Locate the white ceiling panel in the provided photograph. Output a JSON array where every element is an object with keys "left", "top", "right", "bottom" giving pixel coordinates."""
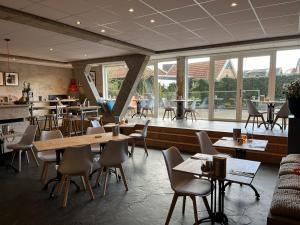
[
  {"left": 22, "top": 3, "right": 69, "bottom": 20},
  {"left": 0, "top": 0, "right": 33, "bottom": 9},
  {"left": 40, "top": 0, "right": 96, "bottom": 15},
  {"left": 255, "top": 1, "right": 300, "bottom": 19},
  {"left": 181, "top": 17, "right": 220, "bottom": 31},
  {"left": 214, "top": 9, "right": 257, "bottom": 25},
  {"left": 103, "top": 0, "right": 156, "bottom": 18},
  {"left": 201, "top": 0, "right": 251, "bottom": 15},
  {"left": 140, "top": 0, "right": 196, "bottom": 11},
  {"left": 195, "top": 27, "right": 234, "bottom": 44},
  {"left": 134, "top": 13, "right": 174, "bottom": 28},
  {"left": 264, "top": 23, "right": 299, "bottom": 36},
  {"left": 163, "top": 5, "right": 208, "bottom": 22},
  {"left": 250, "top": 0, "right": 300, "bottom": 8}
]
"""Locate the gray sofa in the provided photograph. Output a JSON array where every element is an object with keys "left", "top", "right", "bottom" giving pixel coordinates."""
[{"left": 267, "top": 154, "right": 300, "bottom": 225}]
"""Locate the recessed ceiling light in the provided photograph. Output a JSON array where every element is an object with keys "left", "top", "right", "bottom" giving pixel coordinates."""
[
  {"left": 150, "top": 19, "right": 155, "bottom": 23},
  {"left": 231, "top": 2, "right": 237, "bottom": 7},
  {"left": 128, "top": 8, "right": 134, "bottom": 12},
  {"left": 49, "top": 48, "right": 53, "bottom": 51},
  {"left": 101, "top": 29, "right": 106, "bottom": 33},
  {"left": 84, "top": 54, "right": 87, "bottom": 57},
  {"left": 76, "top": 21, "right": 81, "bottom": 25},
  {"left": 12, "top": 58, "right": 16, "bottom": 61}
]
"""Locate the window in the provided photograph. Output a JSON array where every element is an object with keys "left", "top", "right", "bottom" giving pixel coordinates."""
[
  {"left": 213, "top": 58, "right": 238, "bottom": 120},
  {"left": 276, "top": 49, "right": 300, "bottom": 101},
  {"left": 242, "top": 55, "right": 270, "bottom": 119},
  {"left": 158, "top": 60, "right": 177, "bottom": 117},
  {"left": 136, "top": 65, "right": 154, "bottom": 98},
  {"left": 187, "top": 57, "right": 210, "bottom": 119},
  {"left": 103, "top": 63, "right": 128, "bottom": 99}
]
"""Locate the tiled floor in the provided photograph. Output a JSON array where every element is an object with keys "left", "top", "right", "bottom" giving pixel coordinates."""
[{"left": 0, "top": 147, "right": 279, "bottom": 225}]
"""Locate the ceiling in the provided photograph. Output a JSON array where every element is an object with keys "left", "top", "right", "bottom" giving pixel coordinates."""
[{"left": 0, "top": 0, "right": 299, "bottom": 62}]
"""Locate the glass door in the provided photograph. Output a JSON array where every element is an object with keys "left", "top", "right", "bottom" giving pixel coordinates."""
[
  {"left": 212, "top": 58, "right": 238, "bottom": 120},
  {"left": 241, "top": 55, "right": 271, "bottom": 120}
]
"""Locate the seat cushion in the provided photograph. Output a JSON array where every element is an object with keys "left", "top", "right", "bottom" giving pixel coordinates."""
[
  {"left": 278, "top": 174, "right": 300, "bottom": 191},
  {"left": 270, "top": 188, "right": 300, "bottom": 219},
  {"left": 279, "top": 163, "right": 300, "bottom": 176},
  {"left": 37, "top": 152, "right": 56, "bottom": 162},
  {"left": 7, "top": 143, "right": 32, "bottom": 150},
  {"left": 174, "top": 178, "right": 211, "bottom": 196},
  {"left": 58, "top": 160, "right": 92, "bottom": 175},
  {"left": 281, "top": 154, "right": 300, "bottom": 165},
  {"left": 129, "top": 133, "right": 143, "bottom": 138}
]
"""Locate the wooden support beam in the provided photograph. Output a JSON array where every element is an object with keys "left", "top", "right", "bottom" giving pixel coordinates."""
[
  {"left": 0, "top": 5, "right": 154, "bottom": 55},
  {"left": 72, "top": 54, "right": 150, "bottom": 122},
  {"left": 177, "top": 56, "right": 186, "bottom": 99}
]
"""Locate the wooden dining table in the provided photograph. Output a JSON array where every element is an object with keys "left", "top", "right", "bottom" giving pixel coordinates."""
[{"left": 33, "top": 132, "right": 132, "bottom": 197}]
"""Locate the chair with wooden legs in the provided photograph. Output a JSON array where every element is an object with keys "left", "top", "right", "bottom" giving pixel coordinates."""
[
  {"left": 184, "top": 100, "right": 197, "bottom": 121},
  {"left": 162, "top": 147, "right": 211, "bottom": 225},
  {"left": 95, "top": 140, "right": 129, "bottom": 196},
  {"left": 162, "top": 99, "right": 176, "bottom": 120},
  {"left": 129, "top": 120, "right": 150, "bottom": 156},
  {"left": 271, "top": 102, "right": 289, "bottom": 131},
  {"left": 196, "top": 131, "right": 231, "bottom": 158},
  {"left": 141, "top": 98, "right": 154, "bottom": 118},
  {"left": 43, "top": 114, "right": 58, "bottom": 131},
  {"left": 38, "top": 130, "right": 63, "bottom": 184},
  {"left": 7, "top": 125, "right": 39, "bottom": 172},
  {"left": 245, "top": 100, "right": 268, "bottom": 129},
  {"left": 55, "top": 145, "right": 94, "bottom": 208}
]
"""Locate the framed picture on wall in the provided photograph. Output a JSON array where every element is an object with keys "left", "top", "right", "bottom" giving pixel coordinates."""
[
  {"left": 5, "top": 72, "right": 19, "bottom": 86},
  {"left": 90, "top": 71, "right": 96, "bottom": 84},
  {"left": 0, "top": 72, "right": 4, "bottom": 86}
]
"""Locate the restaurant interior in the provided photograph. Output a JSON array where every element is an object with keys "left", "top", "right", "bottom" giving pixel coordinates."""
[{"left": 0, "top": 0, "right": 300, "bottom": 225}]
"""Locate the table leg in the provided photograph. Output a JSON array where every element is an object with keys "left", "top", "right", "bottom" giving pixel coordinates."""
[
  {"left": 176, "top": 102, "right": 184, "bottom": 120},
  {"left": 81, "top": 112, "right": 84, "bottom": 135}
]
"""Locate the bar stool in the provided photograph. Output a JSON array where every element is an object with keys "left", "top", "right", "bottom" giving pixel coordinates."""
[
  {"left": 27, "top": 116, "right": 41, "bottom": 135},
  {"left": 61, "top": 113, "right": 79, "bottom": 136},
  {"left": 43, "top": 114, "right": 58, "bottom": 131}
]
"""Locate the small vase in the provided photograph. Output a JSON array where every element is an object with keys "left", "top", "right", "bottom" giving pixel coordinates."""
[{"left": 288, "top": 98, "right": 300, "bottom": 118}]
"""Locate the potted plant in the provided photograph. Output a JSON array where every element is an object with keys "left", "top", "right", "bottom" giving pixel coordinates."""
[{"left": 283, "top": 79, "right": 300, "bottom": 117}]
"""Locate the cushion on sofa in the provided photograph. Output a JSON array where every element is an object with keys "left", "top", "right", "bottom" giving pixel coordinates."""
[
  {"left": 278, "top": 174, "right": 300, "bottom": 191},
  {"left": 270, "top": 188, "right": 300, "bottom": 219},
  {"left": 278, "top": 163, "right": 300, "bottom": 176},
  {"left": 281, "top": 154, "right": 300, "bottom": 165}
]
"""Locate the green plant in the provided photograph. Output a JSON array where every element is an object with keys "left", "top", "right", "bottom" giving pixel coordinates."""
[{"left": 283, "top": 78, "right": 300, "bottom": 99}]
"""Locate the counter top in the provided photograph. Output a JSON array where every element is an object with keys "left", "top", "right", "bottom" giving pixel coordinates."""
[{"left": 0, "top": 104, "right": 29, "bottom": 108}]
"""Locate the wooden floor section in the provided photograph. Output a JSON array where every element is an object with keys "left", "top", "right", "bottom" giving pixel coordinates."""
[{"left": 128, "top": 118, "right": 288, "bottom": 164}]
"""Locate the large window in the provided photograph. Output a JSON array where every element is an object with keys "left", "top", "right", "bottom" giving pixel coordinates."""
[
  {"left": 276, "top": 49, "right": 300, "bottom": 101},
  {"left": 158, "top": 60, "right": 177, "bottom": 117},
  {"left": 242, "top": 56, "right": 270, "bottom": 119},
  {"left": 187, "top": 57, "right": 210, "bottom": 119},
  {"left": 213, "top": 58, "right": 238, "bottom": 120},
  {"left": 103, "top": 63, "right": 128, "bottom": 99},
  {"left": 136, "top": 65, "right": 154, "bottom": 98}
]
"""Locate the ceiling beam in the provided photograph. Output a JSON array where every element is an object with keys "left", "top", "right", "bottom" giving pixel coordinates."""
[{"left": 0, "top": 5, "right": 155, "bottom": 55}]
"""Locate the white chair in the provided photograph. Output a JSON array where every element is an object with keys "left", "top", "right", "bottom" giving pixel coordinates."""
[
  {"left": 86, "top": 126, "right": 106, "bottom": 154},
  {"left": 56, "top": 145, "right": 94, "bottom": 207},
  {"left": 162, "top": 99, "right": 175, "bottom": 120},
  {"left": 184, "top": 100, "right": 197, "bottom": 121},
  {"left": 8, "top": 125, "right": 39, "bottom": 172},
  {"left": 271, "top": 102, "right": 289, "bottom": 131},
  {"left": 129, "top": 120, "right": 150, "bottom": 156},
  {"left": 245, "top": 100, "right": 267, "bottom": 129},
  {"left": 196, "top": 131, "right": 231, "bottom": 158},
  {"left": 38, "top": 130, "right": 63, "bottom": 184},
  {"left": 141, "top": 98, "right": 154, "bottom": 118},
  {"left": 95, "top": 140, "right": 129, "bottom": 196},
  {"left": 162, "top": 147, "right": 211, "bottom": 225}
]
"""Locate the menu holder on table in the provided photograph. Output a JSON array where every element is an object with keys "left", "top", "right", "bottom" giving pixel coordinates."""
[{"left": 213, "top": 156, "right": 226, "bottom": 178}]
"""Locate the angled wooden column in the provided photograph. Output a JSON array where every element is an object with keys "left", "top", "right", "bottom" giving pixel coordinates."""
[
  {"left": 72, "top": 64, "right": 101, "bottom": 105},
  {"left": 72, "top": 54, "right": 150, "bottom": 122},
  {"left": 177, "top": 56, "right": 186, "bottom": 99},
  {"left": 112, "top": 55, "right": 150, "bottom": 119}
]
